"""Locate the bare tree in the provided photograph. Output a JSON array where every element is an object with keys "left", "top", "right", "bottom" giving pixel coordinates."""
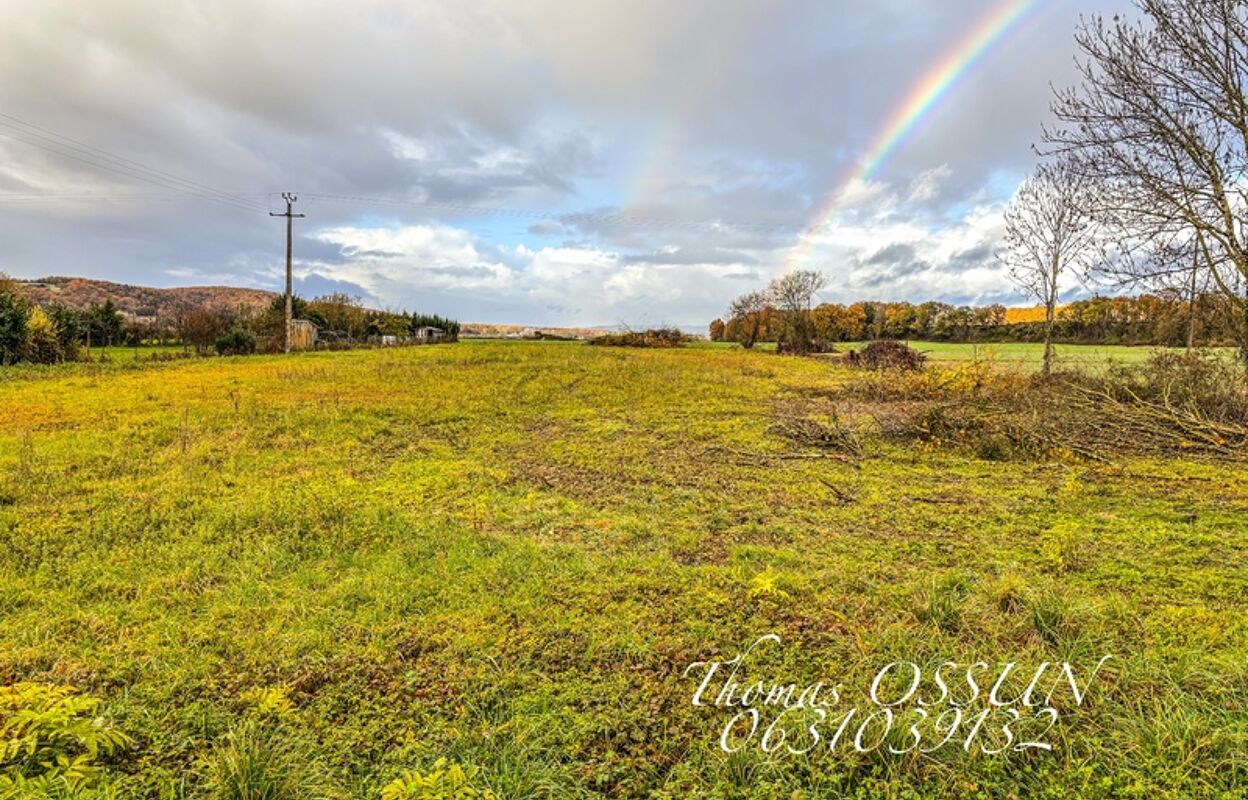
[
  {"left": 769, "top": 270, "right": 828, "bottom": 354},
  {"left": 727, "top": 290, "right": 771, "bottom": 349},
  {"left": 1043, "top": 0, "right": 1248, "bottom": 365},
  {"left": 1150, "top": 235, "right": 1218, "bottom": 350},
  {"left": 998, "top": 162, "right": 1099, "bottom": 375}
]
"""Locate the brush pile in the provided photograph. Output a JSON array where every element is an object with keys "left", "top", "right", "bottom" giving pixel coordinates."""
[
  {"left": 589, "top": 328, "right": 688, "bottom": 348},
  {"left": 847, "top": 340, "right": 926, "bottom": 371},
  {"left": 872, "top": 351, "right": 1248, "bottom": 461}
]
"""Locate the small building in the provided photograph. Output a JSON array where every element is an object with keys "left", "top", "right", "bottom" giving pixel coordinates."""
[
  {"left": 290, "top": 319, "right": 318, "bottom": 350},
  {"left": 413, "top": 326, "right": 446, "bottom": 342}
]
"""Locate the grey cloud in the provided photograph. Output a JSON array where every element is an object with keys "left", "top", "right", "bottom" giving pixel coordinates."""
[
  {"left": 0, "top": 0, "right": 1137, "bottom": 324},
  {"left": 293, "top": 273, "right": 375, "bottom": 302},
  {"left": 866, "top": 243, "right": 918, "bottom": 266},
  {"left": 947, "top": 243, "right": 996, "bottom": 271}
]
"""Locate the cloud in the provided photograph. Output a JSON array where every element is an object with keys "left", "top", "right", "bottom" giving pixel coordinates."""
[
  {"left": 0, "top": 0, "right": 1136, "bottom": 321},
  {"left": 292, "top": 222, "right": 769, "bottom": 325},
  {"left": 293, "top": 273, "right": 375, "bottom": 303}
]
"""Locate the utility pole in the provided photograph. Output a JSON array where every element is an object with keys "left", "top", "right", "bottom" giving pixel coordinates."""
[{"left": 270, "top": 192, "right": 305, "bottom": 353}]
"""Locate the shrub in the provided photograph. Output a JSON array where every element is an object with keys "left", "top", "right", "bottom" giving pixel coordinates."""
[
  {"left": 215, "top": 327, "right": 257, "bottom": 357},
  {"left": 776, "top": 338, "right": 836, "bottom": 355},
  {"left": 846, "top": 340, "right": 925, "bottom": 371},
  {"left": 21, "top": 307, "right": 64, "bottom": 364},
  {"left": 588, "top": 328, "right": 687, "bottom": 348},
  {"left": 45, "top": 304, "right": 82, "bottom": 361},
  {"left": 0, "top": 280, "right": 30, "bottom": 365},
  {"left": 0, "top": 683, "right": 130, "bottom": 792}
]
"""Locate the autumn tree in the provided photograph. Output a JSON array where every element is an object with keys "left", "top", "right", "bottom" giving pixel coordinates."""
[
  {"left": 769, "top": 270, "right": 828, "bottom": 354},
  {"left": 1044, "top": 0, "right": 1248, "bottom": 365},
  {"left": 22, "top": 306, "right": 63, "bottom": 364},
  {"left": 309, "top": 293, "right": 366, "bottom": 340},
  {"left": 998, "top": 162, "right": 1099, "bottom": 375},
  {"left": 0, "top": 276, "right": 30, "bottom": 365},
  {"left": 726, "top": 290, "right": 771, "bottom": 349},
  {"left": 175, "top": 307, "right": 234, "bottom": 354}
]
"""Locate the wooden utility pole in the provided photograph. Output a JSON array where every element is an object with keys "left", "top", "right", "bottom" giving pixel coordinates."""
[{"left": 270, "top": 192, "right": 305, "bottom": 353}]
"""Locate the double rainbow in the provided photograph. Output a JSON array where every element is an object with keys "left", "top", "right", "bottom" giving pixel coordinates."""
[{"left": 787, "top": 0, "right": 1040, "bottom": 270}]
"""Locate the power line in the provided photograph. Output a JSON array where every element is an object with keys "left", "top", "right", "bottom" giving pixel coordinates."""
[
  {"left": 0, "top": 112, "right": 798, "bottom": 231},
  {"left": 0, "top": 127, "right": 264, "bottom": 213},
  {"left": 0, "top": 111, "right": 268, "bottom": 211},
  {"left": 296, "top": 192, "right": 795, "bottom": 233},
  {"left": 0, "top": 191, "right": 268, "bottom": 202},
  {"left": 0, "top": 112, "right": 267, "bottom": 213}
]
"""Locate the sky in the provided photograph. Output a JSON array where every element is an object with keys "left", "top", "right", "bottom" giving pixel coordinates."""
[{"left": 0, "top": 0, "right": 1132, "bottom": 327}]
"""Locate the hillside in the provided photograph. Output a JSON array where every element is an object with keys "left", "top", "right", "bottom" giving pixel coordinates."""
[
  {"left": 13, "top": 277, "right": 598, "bottom": 336},
  {"left": 15, "top": 276, "right": 276, "bottom": 319}
]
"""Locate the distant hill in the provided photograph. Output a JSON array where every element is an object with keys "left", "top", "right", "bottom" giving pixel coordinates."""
[
  {"left": 16, "top": 276, "right": 276, "bottom": 319},
  {"left": 11, "top": 277, "right": 595, "bottom": 335}
]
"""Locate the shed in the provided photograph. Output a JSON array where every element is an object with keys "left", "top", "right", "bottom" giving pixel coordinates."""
[
  {"left": 413, "top": 326, "right": 446, "bottom": 342},
  {"left": 289, "top": 319, "right": 318, "bottom": 350}
]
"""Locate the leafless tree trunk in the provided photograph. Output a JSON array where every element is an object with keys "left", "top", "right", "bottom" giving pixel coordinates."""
[
  {"left": 1188, "top": 246, "right": 1200, "bottom": 351},
  {"left": 998, "top": 161, "right": 1099, "bottom": 376},
  {"left": 1042, "top": 0, "right": 1248, "bottom": 366}
]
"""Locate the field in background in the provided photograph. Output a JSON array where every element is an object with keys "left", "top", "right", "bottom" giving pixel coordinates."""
[
  {"left": 92, "top": 344, "right": 187, "bottom": 361},
  {"left": 1, "top": 341, "right": 1244, "bottom": 797},
  {"left": 84, "top": 339, "right": 1235, "bottom": 370},
  {"left": 698, "top": 339, "right": 1237, "bottom": 371},
  {"left": 877, "top": 341, "right": 1234, "bottom": 370}
]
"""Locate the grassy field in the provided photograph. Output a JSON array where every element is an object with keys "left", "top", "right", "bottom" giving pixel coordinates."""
[
  {"left": 697, "top": 339, "right": 1237, "bottom": 371},
  {"left": 1, "top": 341, "right": 1245, "bottom": 798},
  {"left": 87, "top": 344, "right": 189, "bottom": 362}
]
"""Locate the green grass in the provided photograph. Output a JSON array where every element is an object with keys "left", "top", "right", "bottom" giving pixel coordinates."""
[
  {"left": 1, "top": 342, "right": 1245, "bottom": 798},
  {"left": 92, "top": 344, "right": 188, "bottom": 362},
  {"left": 886, "top": 341, "right": 1237, "bottom": 371},
  {"left": 698, "top": 339, "right": 1239, "bottom": 371}
]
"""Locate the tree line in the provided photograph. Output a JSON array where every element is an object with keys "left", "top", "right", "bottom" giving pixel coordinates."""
[
  {"left": 0, "top": 276, "right": 459, "bottom": 365},
  {"left": 710, "top": 290, "right": 1246, "bottom": 349}
]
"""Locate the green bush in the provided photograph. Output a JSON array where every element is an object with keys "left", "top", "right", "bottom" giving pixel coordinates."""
[
  {"left": 0, "top": 282, "right": 30, "bottom": 366},
  {"left": 215, "top": 327, "right": 258, "bottom": 357}
]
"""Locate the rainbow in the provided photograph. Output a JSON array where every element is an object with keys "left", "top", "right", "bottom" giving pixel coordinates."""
[
  {"left": 787, "top": 0, "right": 1040, "bottom": 270},
  {"left": 626, "top": 11, "right": 764, "bottom": 204}
]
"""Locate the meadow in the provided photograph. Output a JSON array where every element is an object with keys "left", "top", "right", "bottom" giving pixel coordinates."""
[
  {"left": 695, "top": 339, "right": 1236, "bottom": 371},
  {"left": 1, "top": 341, "right": 1245, "bottom": 798}
]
